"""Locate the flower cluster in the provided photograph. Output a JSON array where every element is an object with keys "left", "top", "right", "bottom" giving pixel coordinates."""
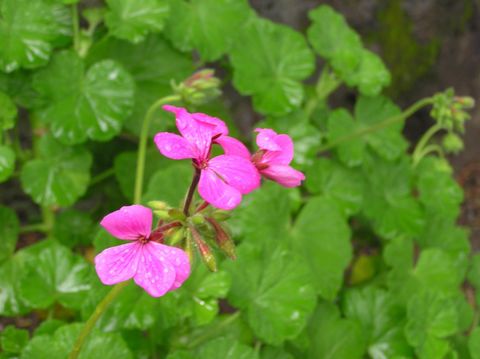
[{"left": 95, "top": 106, "right": 304, "bottom": 297}]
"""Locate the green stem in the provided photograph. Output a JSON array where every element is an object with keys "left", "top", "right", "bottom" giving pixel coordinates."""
[
  {"left": 411, "top": 123, "right": 444, "bottom": 163},
  {"left": 134, "top": 95, "right": 181, "bottom": 204},
  {"left": 186, "top": 312, "right": 241, "bottom": 349},
  {"left": 20, "top": 223, "right": 49, "bottom": 234},
  {"left": 413, "top": 144, "right": 445, "bottom": 166},
  {"left": 41, "top": 207, "right": 55, "bottom": 233},
  {"left": 318, "top": 97, "right": 434, "bottom": 153},
  {"left": 68, "top": 282, "right": 128, "bottom": 359},
  {"left": 90, "top": 168, "right": 115, "bottom": 186}
]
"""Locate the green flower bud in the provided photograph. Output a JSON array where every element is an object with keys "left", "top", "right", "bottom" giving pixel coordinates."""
[
  {"left": 173, "top": 69, "right": 222, "bottom": 106},
  {"left": 190, "top": 225, "right": 217, "bottom": 272},
  {"left": 154, "top": 210, "right": 170, "bottom": 220},
  {"left": 442, "top": 133, "right": 464, "bottom": 154},
  {"left": 148, "top": 201, "right": 168, "bottom": 210}
]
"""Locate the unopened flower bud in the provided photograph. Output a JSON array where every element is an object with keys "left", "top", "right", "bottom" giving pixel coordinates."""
[
  {"left": 190, "top": 225, "right": 217, "bottom": 272},
  {"left": 206, "top": 218, "right": 236, "bottom": 260},
  {"left": 168, "top": 227, "right": 185, "bottom": 245},
  {"left": 455, "top": 96, "right": 475, "bottom": 109},
  {"left": 168, "top": 208, "right": 186, "bottom": 221},
  {"left": 148, "top": 201, "right": 168, "bottom": 210},
  {"left": 442, "top": 133, "right": 464, "bottom": 154},
  {"left": 154, "top": 210, "right": 170, "bottom": 220},
  {"left": 173, "top": 69, "right": 221, "bottom": 106},
  {"left": 191, "top": 213, "right": 205, "bottom": 225}
]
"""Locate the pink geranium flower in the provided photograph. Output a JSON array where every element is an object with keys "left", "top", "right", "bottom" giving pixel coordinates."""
[
  {"left": 154, "top": 106, "right": 260, "bottom": 210},
  {"left": 95, "top": 205, "right": 190, "bottom": 297},
  {"left": 252, "top": 128, "right": 305, "bottom": 187}
]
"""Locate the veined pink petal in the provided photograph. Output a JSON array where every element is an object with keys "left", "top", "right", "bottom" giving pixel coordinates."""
[
  {"left": 255, "top": 128, "right": 282, "bottom": 151},
  {"left": 198, "top": 168, "right": 242, "bottom": 210},
  {"left": 154, "top": 132, "right": 196, "bottom": 160},
  {"left": 208, "top": 155, "right": 260, "bottom": 194},
  {"left": 149, "top": 242, "right": 190, "bottom": 291},
  {"left": 95, "top": 242, "right": 141, "bottom": 285},
  {"left": 215, "top": 136, "right": 251, "bottom": 159},
  {"left": 100, "top": 205, "right": 152, "bottom": 240},
  {"left": 261, "top": 134, "right": 294, "bottom": 165},
  {"left": 260, "top": 164, "right": 305, "bottom": 188},
  {"left": 163, "top": 105, "right": 214, "bottom": 159},
  {"left": 192, "top": 112, "right": 228, "bottom": 136},
  {"left": 134, "top": 243, "right": 176, "bottom": 297}
]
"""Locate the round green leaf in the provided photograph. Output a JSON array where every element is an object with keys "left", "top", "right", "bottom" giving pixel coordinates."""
[
  {"left": 197, "top": 338, "right": 258, "bottom": 359},
  {"left": 33, "top": 50, "right": 135, "bottom": 144},
  {"left": 0, "top": 91, "right": 17, "bottom": 129},
  {"left": 20, "top": 134, "right": 92, "bottom": 206},
  {"left": 0, "top": 145, "right": 15, "bottom": 183},
  {"left": 0, "top": 255, "right": 28, "bottom": 316},
  {"left": 87, "top": 35, "right": 194, "bottom": 136},
  {"left": 52, "top": 209, "right": 95, "bottom": 248},
  {"left": 0, "top": 206, "right": 19, "bottom": 263},
  {"left": 20, "top": 335, "right": 64, "bottom": 359},
  {"left": 293, "top": 197, "right": 352, "bottom": 300},
  {"left": 226, "top": 243, "right": 316, "bottom": 345},
  {"left": 105, "top": 0, "right": 170, "bottom": 43},
  {"left": 165, "top": 0, "right": 251, "bottom": 61},
  {"left": 230, "top": 18, "right": 315, "bottom": 115},
  {"left": 0, "top": 0, "right": 71, "bottom": 72},
  {"left": 469, "top": 327, "right": 480, "bottom": 359},
  {"left": 18, "top": 239, "right": 93, "bottom": 310}
]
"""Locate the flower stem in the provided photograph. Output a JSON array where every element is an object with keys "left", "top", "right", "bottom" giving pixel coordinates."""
[
  {"left": 90, "top": 168, "right": 115, "bottom": 186},
  {"left": 183, "top": 167, "right": 201, "bottom": 216},
  {"left": 68, "top": 282, "right": 128, "bottom": 359},
  {"left": 134, "top": 95, "right": 181, "bottom": 204},
  {"left": 20, "top": 223, "right": 49, "bottom": 234},
  {"left": 70, "top": 94, "right": 180, "bottom": 359},
  {"left": 411, "top": 123, "right": 444, "bottom": 164},
  {"left": 318, "top": 97, "right": 434, "bottom": 153}
]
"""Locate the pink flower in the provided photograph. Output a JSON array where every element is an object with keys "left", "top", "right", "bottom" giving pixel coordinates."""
[
  {"left": 155, "top": 106, "right": 260, "bottom": 210},
  {"left": 95, "top": 205, "right": 190, "bottom": 297},
  {"left": 252, "top": 128, "right": 305, "bottom": 187}
]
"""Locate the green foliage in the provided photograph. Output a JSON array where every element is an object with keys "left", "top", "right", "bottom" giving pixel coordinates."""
[{"left": 0, "top": 1, "right": 476, "bottom": 359}]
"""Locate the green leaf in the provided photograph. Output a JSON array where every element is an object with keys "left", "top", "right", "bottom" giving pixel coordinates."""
[
  {"left": 307, "top": 5, "right": 390, "bottom": 96},
  {"left": 87, "top": 35, "right": 194, "bottom": 136},
  {"left": 362, "top": 153, "right": 424, "bottom": 239},
  {"left": 305, "top": 158, "right": 363, "bottom": 216},
  {"left": 416, "top": 157, "right": 463, "bottom": 221},
  {"left": 468, "top": 255, "right": 480, "bottom": 306},
  {"left": 469, "top": 327, "right": 480, "bottom": 359},
  {"left": 293, "top": 197, "right": 352, "bottom": 299},
  {"left": 342, "top": 286, "right": 413, "bottom": 358},
  {"left": 143, "top": 163, "right": 193, "bottom": 206},
  {"left": 0, "top": 0, "right": 71, "bottom": 72},
  {"left": 0, "top": 325, "right": 29, "bottom": 354},
  {"left": 165, "top": 0, "right": 252, "bottom": 61},
  {"left": 197, "top": 338, "right": 258, "bottom": 359},
  {"left": 0, "top": 145, "right": 15, "bottom": 183},
  {"left": 261, "top": 347, "right": 294, "bottom": 359},
  {"left": 21, "top": 323, "right": 133, "bottom": 359},
  {"left": 18, "top": 239, "right": 93, "bottom": 310},
  {"left": 0, "top": 91, "right": 17, "bottom": 129},
  {"left": 405, "top": 291, "right": 458, "bottom": 359},
  {"left": 347, "top": 49, "right": 391, "bottom": 96},
  {"left": 230, "top": 18, "right": 315, "bottom": 115},
  {"left": 105, "top": 0, "right": 169, "bottom": 43},
  {"left": 0, "top": 255, "right": 28, "bottom": 316},
  {"left": 52, "top": 209, "right": 95, "bottom": 248},
  {"left": 231, "top": 182, "right": 292, "bottom": 243},
  {"left": 0, "top": 206, "right": 19, "bottom": 263},
  {"left": 20, "top": 134, "right": 92, "bottom": 206},
  {"left": 329, "top": 96, "right": 407, "bottom": 165},
  {"left": 33, "top": 50, "right": 135, "bottom": 144},
  {"left": 306, "top": 301, "right": 367, "bottom": 359},
  {"left": 226, "top": 243, "right": 316, "bottom": 345}
]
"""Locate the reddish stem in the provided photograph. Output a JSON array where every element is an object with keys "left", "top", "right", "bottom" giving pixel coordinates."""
[{"left": 183, "top": 167, "right": 201, "bottom": 216}]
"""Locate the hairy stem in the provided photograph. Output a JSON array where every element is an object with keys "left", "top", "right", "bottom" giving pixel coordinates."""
[
  {"left": 318, "top": 97, "right": 434, "bottom": 153},
  {"left": 134, "top": 95, "right": 181, "bottom": 204},
  {"left": 183, "top": 167, "right": 201, "bottom": 216}
]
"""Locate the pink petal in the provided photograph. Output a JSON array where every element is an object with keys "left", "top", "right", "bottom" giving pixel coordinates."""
[
  {"left": 208, "top": 155, "right": 260, "bottom": 194},
  {"left": 261, "top": 134, "right": 294, "bottom": 165},
  {"left": 100, "top": 205, "right": 152, "bottom": 240},
  {"left": 95, "top": 242, "right": 141, "bottom": 285},
  {"left": 215, "top": 136, "right": 251, "bottom": 159},
  {"left": 154, "top": 132, "right": 196, "bottom": 160},
  {"left": 133, "top": 243, "right": 176, "bottom": 297},
  {"left": 163, "top": 105, "right": 214, "bottom": 159},
  {"left": 149, "top": 242, "right": 190, "bottom": 291},
  {"left": 261, "top": 165, "right": 305, "bottom": 188},
  {"left": 198, "top": 168, "right": 242, "bottom": 210},
  {"left": 255, "top": 128, "right": 282, "bottom": 151},
  {"left": 192, "top": 113, "right": 228, "bottom": 136}
]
